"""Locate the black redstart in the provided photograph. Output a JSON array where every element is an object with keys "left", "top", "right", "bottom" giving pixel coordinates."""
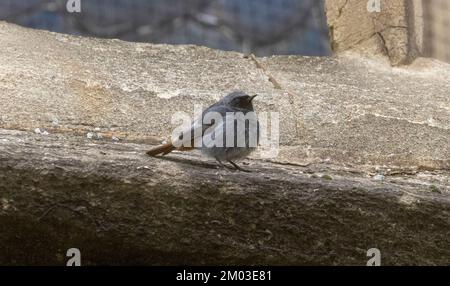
[{"left": 147, "top": 91, "right": 259, "bottom": 171}]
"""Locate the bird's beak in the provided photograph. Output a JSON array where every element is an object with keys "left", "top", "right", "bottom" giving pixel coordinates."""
[{"left": 250, "top": 94, "right": 258, "bottom": 102}]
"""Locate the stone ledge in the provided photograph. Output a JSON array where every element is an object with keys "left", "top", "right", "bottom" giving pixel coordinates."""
[{"left": 0, "top": 129, "right": 449, "bottom": 265}]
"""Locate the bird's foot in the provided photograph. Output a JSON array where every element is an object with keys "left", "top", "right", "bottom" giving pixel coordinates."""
[
  {"left": 228, "top": 160, "right": 251, "bottom": 173},
  {"left": 215, "top": 157, "right": 235, "bottom": 171}
]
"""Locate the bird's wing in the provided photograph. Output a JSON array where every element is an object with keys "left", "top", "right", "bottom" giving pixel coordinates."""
[
  {"left": 202, "top": 119, "right": 226, "bottom": 148},
  {"left": 198, "top": 105, "right": 235, "bottom": 148},
  {"left": 202, "top": 106, "right": 259, "bottom": 148},
  {"left": 172, "top": 105, "right": 234, "bottom": 148}
]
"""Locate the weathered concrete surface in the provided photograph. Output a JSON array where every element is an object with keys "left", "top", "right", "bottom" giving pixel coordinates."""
[
  {"left": 0, "top": 22, "right": 450, "bottom": 265},
  {"left": 0, "top": 21, "right": 297, "bottom": 146},
  {"left": 1, "top": 22, "right": 450, "bottom": 170},
  {"left": 325, "top": 0, "right": 424, "bottom": 65},
  {"left": 1, "top": 128, "right": 449, "bottom": 265},
  {"left": 260, "top": 54, "right": 450, "bottom": 170}
]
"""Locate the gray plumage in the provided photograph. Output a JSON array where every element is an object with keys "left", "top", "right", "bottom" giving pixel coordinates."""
[
  {"left": 147, "top": 91, "right": 259, "bottom": 171},
  {"left": 199, "top": 91, "right": 259, "bottom": 165}
]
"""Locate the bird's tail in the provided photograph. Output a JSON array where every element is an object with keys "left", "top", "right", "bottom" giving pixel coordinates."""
[{"left": 146, "top": 142, "right": 175, "bottom": 156}]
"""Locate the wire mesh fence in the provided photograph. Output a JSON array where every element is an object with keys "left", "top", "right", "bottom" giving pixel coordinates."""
[
  {"left": 0, "top": 0, "right": 331, "bottom": 56},
  {"left": 423, "top": 0, "right": 450, "bottom": 63}
]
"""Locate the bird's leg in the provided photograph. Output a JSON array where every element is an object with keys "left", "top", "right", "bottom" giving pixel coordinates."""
[
  {"left": 215, "top": 157, "right": 234, "bottom": 171},
  {"left": 228, "top": 160, "right": 251, "bottom": 172}
]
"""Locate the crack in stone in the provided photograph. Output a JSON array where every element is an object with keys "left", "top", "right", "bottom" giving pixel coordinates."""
[
  {"left": 376, "top": 31, "right": 390, "bottom": 59},
  {"left": 341, "top": 24, "right": 407, "bottom": 56},
  {"left": 343, "top": 112, "right": 450, "bottom": 131},
  {"left": 248, "top": 54, "right": 300, "bottom": 142},
  {"left": 249, "top": 54, "right": 282, "bottom": 90},
  {"left": 337, "top": 0, "right": 350, "bottom": 20}
]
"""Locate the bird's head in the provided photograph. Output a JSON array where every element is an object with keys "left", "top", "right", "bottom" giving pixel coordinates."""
[{"left": 221, "top": 91, "right": 258, "bottom": 110}]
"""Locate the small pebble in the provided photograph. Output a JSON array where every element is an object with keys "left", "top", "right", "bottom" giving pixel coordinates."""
[
  {"left": 372, "top": 174, "right": 385, "bottom": 181},
  {"left": 137, "top": 166, "right": 151, "bottom": 170},
  {"left": 52, "top": 118, "right": 59, "bottom": 127},
  {"left": 112, "top": 136, "right": 120, "bottom": 142},
  {"left": 34, "top": 128, "right": 49, "bottom": 135},
  {"left": 86, "top": 132, "right": 94, "bottom": 139}
]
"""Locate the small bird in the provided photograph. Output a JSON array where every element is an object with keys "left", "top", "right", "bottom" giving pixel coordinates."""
[{"left": 147, "top": 91, "right": 259, "bottom": 172}]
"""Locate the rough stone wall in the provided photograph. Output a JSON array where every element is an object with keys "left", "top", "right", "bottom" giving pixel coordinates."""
[
  {"left": 325, "top": 0, "right": 424, "bottom": 65},
  {"left": 0, "top": 22, "right": 450, "bottom": 265}
]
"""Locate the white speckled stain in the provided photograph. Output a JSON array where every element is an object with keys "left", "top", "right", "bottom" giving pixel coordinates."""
[
  {"left": 1, "top": 198, "right": 10, "bottom": 211},
  {"left": 135, "top": 45, "right": 147, "bottom": 53},
  {"left": 120, "top": 83, "right": 135, "bottom": 92},
  {"left": 155, "top": 90, "right": 181, "bottom": 99},
  {"left": 398, "top": 194, "right": 419, "bottom": 206}
]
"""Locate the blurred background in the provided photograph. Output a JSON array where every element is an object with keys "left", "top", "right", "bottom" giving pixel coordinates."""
[
  {"left": 0, "top": 0, "right": 448, "bottom": 62},
  {"left": 0, "top": 0, "right": 331, "bottom": 56},
  {"left": 423, "top": 0, "right": 450, "bottom": 63}
]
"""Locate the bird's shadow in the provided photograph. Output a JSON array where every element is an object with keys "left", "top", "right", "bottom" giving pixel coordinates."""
[{"left": 149, "top": 154, "right": 221, "bottom": 170}]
